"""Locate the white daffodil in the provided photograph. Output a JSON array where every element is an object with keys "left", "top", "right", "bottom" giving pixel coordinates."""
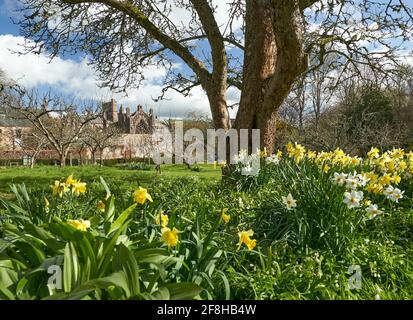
[
  {"left": 365, "top": 204, "right": 383, "bottom": 220},
  {"left": 332, "top": 172, "right": 347, "bottom": 186},
  {"left": 345, "top": 177, "right": 360, "bottom": 190},
  {"left": 266, "top": 154, "right": 280, "bottom": 165},
  {"left": 282, "top": 193, "right": 297, "bottom": 210},
  {"left": 343, "top": 190, "right": 363, "bottom": 209},
  {"left": 356, "top": 173, "right": 370, "bottom": 187},
  {"left": 383, "top": 186, "right": 404, "bottom": 202}
]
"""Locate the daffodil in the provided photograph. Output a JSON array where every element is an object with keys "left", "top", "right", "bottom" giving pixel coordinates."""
[
  {"left": 367, "top": 147, "right": 380, "bottom": 159},
  {"left": 66, "top": 174, "right": 77, "bottom": 186},
  {"left": 162, "top": 227, "right": 181, "bottom": 247},
  {"left": 133, "top": 187, "right": 153, "bottom": 205},
  {"left": 238, "top": 229, "right": 257, "bottom": 251},
  {"left": 97, "top": 200, "right": 105, "bottom": 212},
  {"left": 67, "top": 219, "right": 91, "bottom": 232},
  {"left": 72, "top": 181, "right": 87, "bottom": 196},
  {"left": 282, "top": 193, "right": 297, "bottom": 210},
  {"left": 44, "top": 197, "right": 50, "bottom": 208},
  {"left": 155, "top": 212, "right": 169, "bottom": 227},
  {"left": 383, "top": 186, "right": 404, "bottom": 202},
  {"left": 343, "top": 191, "right": 363, "bottom": 209},
  {"left": 266, "top": 154, "right": 280, "bottom": 165},
  {"left": 221, "top": 208, "right": 231, "bottom": 224},
  {"left": 332, "top": 172, "right": 347, "bottom": 186},
  {"left": 51, "top": 181, "right": 69, "bottom": 198},
  {"left": 365, "top": 204, "right": 383, "bottom": 220}
]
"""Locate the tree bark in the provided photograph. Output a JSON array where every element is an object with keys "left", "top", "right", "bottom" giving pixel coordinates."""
[
  {"left": 235, "top": 0, "right": 308, "bottom": 155},
  {"left": 59, "top": 154, "right": 66, "bottom": 167}
]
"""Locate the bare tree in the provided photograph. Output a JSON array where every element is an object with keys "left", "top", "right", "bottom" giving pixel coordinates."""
[
  {"left": 82, "top": 124, "right": 119, "bottom": 166},
  {"left": 14, "top": 0, "right": 413, "bottom": 153},
  {"left": 9, "top": 91, "right": 100, "bottom": 166},
  {"left": 17, "top": 130, "right": 49, "bottom": 168}
]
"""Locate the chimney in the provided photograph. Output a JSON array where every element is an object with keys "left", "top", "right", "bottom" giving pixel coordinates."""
[
  {"left": 111, "top": 99, "right": 118, "bottom": 122},
  {"left": 126, "top": 107, "right": 130, "bottom": 117},
  {"left": 137, "top": 105, "right": 142, "bottom": 112}
]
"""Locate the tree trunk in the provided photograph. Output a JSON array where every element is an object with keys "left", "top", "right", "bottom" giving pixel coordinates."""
[
  {"left": 234, "top": 0, "right": 308, "bottom": 155},
  {"left": 59, "top": 154, "right": 66, "bottom": 167},
  {"left": 99, "top": 148, "right": 104, "bottom": 167},
  {"left": 234, "top": 0, "right": 277, "bottom": 154}
]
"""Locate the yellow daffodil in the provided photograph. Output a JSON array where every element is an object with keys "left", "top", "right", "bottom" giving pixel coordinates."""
[
  {"left": 67, "top": 219, "right": 90, "bottom": 232},
  {"left": 66, "top": 174, "right": 77, "bottom": 186},
  {"left": 277, "top": 150, "right": 283, "bottom": 159},
  {"left": 162, "top": 227, "right": 181, "bottom": 247},
  {"left": 260, "top": 147, "right": 268, "bottom": 158},
  {"left": 155, "top": 212, "right": 169, "bottom": 227},
  {"left": 97, "top": 200, "right": 105, "bottom": 212},
  {"left": 51, "top": 181, "right": 69, "bottom": 198},
  {"left": 367, "top": 147, "right": 380, "bottom": 159},
  {"left": 364, "top": 199, "right": 372, "bottom": 207},
  {"left": 221, "top": 208, "right": 231, "bottom": 224},
  {"left": 72, "top": 181, "right": 87, "bottom": 196},
  {"left": 133, "top": 187, "right": 153, "bottom": 205},
  {"left": 44, "top": 197, "right": 50, "bottom": 208},
  {"left": 238, "top": 229, "right": 257, "bottom": 251},
  {"left": 323, "top": 164, "right": 330, "bottom": 173}
]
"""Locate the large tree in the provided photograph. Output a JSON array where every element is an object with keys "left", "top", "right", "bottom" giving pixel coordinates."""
[{"left": 15, "top": 0, "right": 413, "bottom": 153}]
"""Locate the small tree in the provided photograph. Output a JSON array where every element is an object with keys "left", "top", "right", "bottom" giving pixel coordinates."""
[
  {"left": 18, "top": 130, "right": 49, "bottom": 168},
  {"left": 9, "top": 91, "right": 100, "bottom": 167},
  {"left": 83, "top": 124, "right": 120, "bottom": 166}
]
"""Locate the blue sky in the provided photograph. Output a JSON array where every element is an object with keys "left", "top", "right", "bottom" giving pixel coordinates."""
[
  {"left": 1, "top": 0, "right": 412, "bottom": 119},
  {"left": 0, "top": 0, "right": 234, "bottom": 118}
]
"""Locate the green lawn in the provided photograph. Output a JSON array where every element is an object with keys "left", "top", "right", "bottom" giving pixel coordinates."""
[{"left": 0, "top": 164, "right": 221, "bottom": 196}]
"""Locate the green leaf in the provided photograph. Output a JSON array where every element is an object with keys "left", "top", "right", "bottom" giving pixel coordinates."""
[
  {"left": 162, "top": 283, "right": 203, "bottom": 300},
  {"left": 108, "top": 204, "right": 137, "bottom": 235},
  {"left": 63, "top": 242, "right": 80, "bottom": 293}
]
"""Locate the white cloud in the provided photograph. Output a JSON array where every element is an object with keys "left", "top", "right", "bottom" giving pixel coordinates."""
[{"left": 0, "top": 34, "right": 229, "bottom": 118}]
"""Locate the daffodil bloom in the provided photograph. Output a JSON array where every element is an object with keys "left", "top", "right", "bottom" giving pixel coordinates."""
[
  {"left": 238, "top": 230, "right": 257, "bottom": 251},
  {"left": 72, "top": 181, "right": 87, "bottom": 196},
  {"left": 391, "top": 175, "right": 401, "bottom": 185},
  {"left": 67, "top": 219, "right": 91, "bottom": 231},
  {"left": 266, "top": 154, "right": 280, "bottom": 165},
  {"left": 97, "top": 200, "right": 105, "bottom": 212},
  {"left": 367, "top": 147, "right": 380, "bottom": 159},
  {"left": 332, "top": 172, "right": 347, "bottom": 186},
  {"left": 383, "top": 186, "right": 404, "bottom": 202},
  {"left": 364, "top": 199, "right": 372, "bottom": 207},
  {"left": 162, "top": 227, "right": 180, "bottom": 247},
  {"left": 276, "top": 150, "right": 283, "bottom": 159},
  {"left": 66, "top": 174, "right": 77, "bottom": 186},
  {"left": 155, "top": 212, "right": 169, "bottom": 227},
  {"left": 133, "top": 187, "right": 153, "bottom": 205},
  {"left": 51, "top": 181, "right": 69, "bottom": 198},
  {"left": 44, "top": 197, "right": 50, "bottom": 208},
  {"left": 343, "top": 191, "right": 363, "bottom": 209},
  {"left": 282, "top": 193, "right": 297, "bottom": 210},
  {"left": 221, "top": 208, "right": 231, "bottom": 224},
  {"left": 365, "top": 204, "right": 383, "bottom": 220},
  {"left": 323, "top": 164, "right": 330, "bottom": 173},
  {"left": 259, "top": 147, "right": 268, "bottom": 158}
]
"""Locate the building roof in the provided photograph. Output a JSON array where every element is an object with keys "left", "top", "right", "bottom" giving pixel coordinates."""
[{"left": 0, "top": 107, "right": 32, "bottom": 127}]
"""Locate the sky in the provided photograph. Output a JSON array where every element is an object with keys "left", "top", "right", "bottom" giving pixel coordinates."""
[
  {"left": 0, "top": 0, "right": 241, "bottom": 119},
  {"left": 0, "top": 0, "right": 412, "bottom": 120}
]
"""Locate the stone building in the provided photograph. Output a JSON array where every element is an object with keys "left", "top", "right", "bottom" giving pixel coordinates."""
[
  {"left": 0, "top": 107, "right": 31, "bottom": 151},
  {"left": 102, "top": 99, "right": 156, "bottom": 134}
]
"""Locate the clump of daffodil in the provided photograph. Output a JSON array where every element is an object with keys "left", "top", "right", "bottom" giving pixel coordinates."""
[
  {"left": 238, "top": 229, "right": 257, "bottom": 251},
  {"left": 286, "top": 142, "right": 306, "bottom": 163},
  {"left": 67, "top": 219, "right": 90, "bottom": 232},
  {"left": 133, "top": 187, "right": 153, "bottom": 205},
  {"left": 221, "top": 208, "right": 231, "bottom": 224},
  {"left": 367, "top": 147, "right": 380, "bottom": 160},
  {"left": 51, "top": 180, "right": 69, "bottom": 198},
  {"left": 97, "top": 200, "right": 105, "bottom": 212},
  {"left": 161, "top": 227, "right": 181, "bottom": 247},
  {"left": 155, "top": 212, "right": 169, "bottom": 228}
]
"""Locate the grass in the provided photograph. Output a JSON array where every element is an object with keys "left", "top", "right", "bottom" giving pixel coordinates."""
[{"left": 0, "top": 164, "right": 221, "bottom": 195}]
